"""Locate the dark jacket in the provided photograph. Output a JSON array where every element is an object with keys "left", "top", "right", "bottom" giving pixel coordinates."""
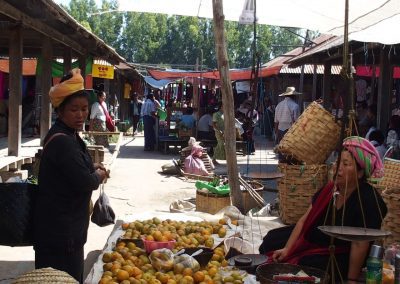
[{"left": 33, "top": 119, "right": 100, "bottom": 251}]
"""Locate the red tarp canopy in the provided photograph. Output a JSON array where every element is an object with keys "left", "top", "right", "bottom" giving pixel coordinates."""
[
  {"left": 148, "top": 66, "right": 281, "bottom": 81},
  {"left": 356, "top": 65, "right": 400, "bottom": 79},
  {"left": 0, "top": 59, "right": 37, "bottom": 76}
]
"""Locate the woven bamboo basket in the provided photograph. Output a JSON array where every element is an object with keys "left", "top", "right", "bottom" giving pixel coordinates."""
[
  {"left": 381, "top": 188, "right": 400, "bottom": 246},
  {"left": 277, "top": 101, "right": 341, "bottom": 164},
  {"left": 196, "top": 189, "right": 231, "bottom": 214},
  {"left": 278, "top": 163, "right": 328, "bottom": 225},
  {"left": 378, "top": 158, "right": 400, "bottom": 189},
  {"left": 13, "top": 267, "right": 78, "bottom": 283}
]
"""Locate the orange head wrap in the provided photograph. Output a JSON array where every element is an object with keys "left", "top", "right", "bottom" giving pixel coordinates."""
[{"left": 49, "top": 68, "right": 84, "bottom": 108}]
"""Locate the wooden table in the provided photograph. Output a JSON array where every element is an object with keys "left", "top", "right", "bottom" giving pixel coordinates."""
[{"left": 158, "top": 137, "right": 188, "bottom": 154}]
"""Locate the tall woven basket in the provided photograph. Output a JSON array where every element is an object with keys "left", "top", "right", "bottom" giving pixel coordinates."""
[
  {"left": 278, "top": 163, "right": 328, "bottom": 225},
  {"left": 277, "top": 101, "right": 341, "bottom": 164},
  {"left": 378, "top": 158, "right": 400, "bottom": 189},
  {"left": 381, "top": 188, "right": 400, "bottom": 246}
]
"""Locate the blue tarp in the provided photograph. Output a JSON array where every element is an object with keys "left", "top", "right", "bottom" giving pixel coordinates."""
[{"left": 144, "top": 76, "right": 174, "bottom": 89}]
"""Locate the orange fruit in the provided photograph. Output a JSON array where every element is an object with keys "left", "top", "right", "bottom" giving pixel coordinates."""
[
  {"left": 182, "top": 268, "right": 193, "bottom": 277},
  {"left": 153, "top": 231, "right": 163, "bottom": 241},
  {"left": 193, "top": 271, "right": 205, "bottom": 283},
  {"left": 207, "top": 267, "right": 217, "bottom": 277},
  {"left": 132, "top": 266, "right": 143, "bottom": 277},
  {"left": 117, "top": 270, "right": 130, "bottom": 281},
  {"left": 146, "top": 235, "right": 155, "bottom": 241}
]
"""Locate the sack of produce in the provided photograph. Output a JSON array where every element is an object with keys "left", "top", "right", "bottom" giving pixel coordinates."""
[
  {"left": 149, "top": 248, "right": 175, "bottom": 272},
  {"left": 173, "top": 253, "right": 200, "bottom": 273}
]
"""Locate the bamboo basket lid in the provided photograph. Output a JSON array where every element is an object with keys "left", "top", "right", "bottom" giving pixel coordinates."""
[{"left": 13, "top": 267, "right": 78, "bottom": 284}]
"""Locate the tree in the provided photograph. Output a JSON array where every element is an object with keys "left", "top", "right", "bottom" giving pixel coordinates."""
[{"left": 63, "top": 0, "right": 305, "bottom": 69}]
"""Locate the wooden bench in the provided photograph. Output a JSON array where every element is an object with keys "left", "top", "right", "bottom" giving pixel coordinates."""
[
  {"left": 236, "top": 141, "right": 249, "bottom": 156},
  {"left": 158, "top": 137, "right": 189, "bottom": 154},
  {"left": 0, "top": 155, "right": 35, "bottom": 172}
]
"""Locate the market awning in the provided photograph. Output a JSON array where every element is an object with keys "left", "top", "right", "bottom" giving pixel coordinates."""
[
  {"left": 0, "top": 59, "right": 37, "bottom": 76},
  {"left": 356, "top": 65, "right": 400, "bottom": 79},
  {"left": 147, "top": 66, "right": 281, "bottom": 81},
  {"left": 144, "top": 76, "right": 175, "bottom": 89}
]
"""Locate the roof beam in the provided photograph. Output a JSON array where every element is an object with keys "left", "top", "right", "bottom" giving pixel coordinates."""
[{"left": 0, "top": 0, "right": 86, "bottom": 55}]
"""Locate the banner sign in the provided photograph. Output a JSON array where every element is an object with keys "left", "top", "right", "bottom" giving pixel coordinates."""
[{"left": 92, "top": 64, "right": 114, "bottom": 79}]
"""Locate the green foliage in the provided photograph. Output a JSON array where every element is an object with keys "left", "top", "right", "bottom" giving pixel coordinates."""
[{"left": 64, "top": 0, "right": 304, "bottom": 69}]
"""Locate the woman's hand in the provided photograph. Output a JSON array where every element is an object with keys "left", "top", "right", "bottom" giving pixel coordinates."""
[
  {"left": 93, "top": 162, "right": 106, "bottom": 171},
  {"left": 272, "top": 247, "right": 289, "bottom": 262},
  {"left": 95, "top": 168, "right": 108, "bottom": 182}
]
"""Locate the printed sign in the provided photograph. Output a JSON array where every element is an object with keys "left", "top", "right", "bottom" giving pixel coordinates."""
[{"left": 92, "top": 64, "right": 114, "bottom": 79}]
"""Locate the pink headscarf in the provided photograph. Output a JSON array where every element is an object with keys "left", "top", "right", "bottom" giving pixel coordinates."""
[{"left": 342, "top": 136, "right": 384, "bottom": 180}]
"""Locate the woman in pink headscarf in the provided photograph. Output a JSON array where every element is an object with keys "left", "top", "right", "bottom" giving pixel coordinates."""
[{"left": 259, "top": 136, "right": 387, "bottom": 282}]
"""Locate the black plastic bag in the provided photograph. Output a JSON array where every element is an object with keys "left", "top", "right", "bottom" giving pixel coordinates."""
[
  {"left": 91, "top": 183, "right": 115, "bottom": 227},
  {"left": 0, "top": 183, "right": 37, "bottom": 246}
]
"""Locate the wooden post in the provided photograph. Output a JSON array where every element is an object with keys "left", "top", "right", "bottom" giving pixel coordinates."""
[
  {"left": 212, "top": 0, "right": 243, "bottom": 212},
  {"left": 8, "top": 24, "right": 23, "bottom": 156},
  {"left": 63, "top": 46, "right": 72, "bottom": 74},
  {"left": 79, "top": 55, "right": 86, "bottom": 77},
  {"left": 40, "top": 36, "right": 53, "bottom": 145},
  {"left": 312, "top": 64, "right": 317, "bottom": 101},
  {"left": 322, "top": 62, "right": 332, "bottom": 109},
  {"left": 377, "top": 47, "right": 392, "bottom": 132}
]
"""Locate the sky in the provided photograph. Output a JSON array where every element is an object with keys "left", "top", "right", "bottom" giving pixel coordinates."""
[{"left": 53, "top": 0, "right": 103, "bottom": 7}]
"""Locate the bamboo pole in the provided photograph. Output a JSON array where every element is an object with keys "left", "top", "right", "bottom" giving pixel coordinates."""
[{"left": 212, "top": 0, "right": 243, "bottom": 212}]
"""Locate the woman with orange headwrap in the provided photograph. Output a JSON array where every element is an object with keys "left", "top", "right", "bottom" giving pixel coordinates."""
[
  {"left": 259, "top": 136, "right": 387, "bottom": 282},
  {"left": 33, "top": 68, "right": 108, "bottom": 283}
]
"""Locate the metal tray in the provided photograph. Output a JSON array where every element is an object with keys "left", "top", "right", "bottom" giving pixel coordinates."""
[{"left": 318, "top": 226, "right": 391, "bottom": 242}]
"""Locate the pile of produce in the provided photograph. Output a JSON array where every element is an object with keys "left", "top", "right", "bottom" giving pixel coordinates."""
[{"left": 98, "top": 218, "right": 245, "bottom": 284}]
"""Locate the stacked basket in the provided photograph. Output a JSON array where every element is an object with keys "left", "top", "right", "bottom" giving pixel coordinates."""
[
  {"left": 381, "top": 188, "right": 400, "bottom": 246},
  {"left": 278, "top": 163, "right": 328, "bottom": 224},
  {"left": 276, "top": 102, "right": 339, "bottom": 225},
  {"left": 277, "top": 101, "right": 341, "bottom": 165},
  {"left": 379, "top": 157, "right": 400, "bottom": 189}
]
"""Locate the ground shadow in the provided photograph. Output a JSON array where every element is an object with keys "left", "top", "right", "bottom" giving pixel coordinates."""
[{"left": 0, "top": 260, "right": 34, "bottom": 283}]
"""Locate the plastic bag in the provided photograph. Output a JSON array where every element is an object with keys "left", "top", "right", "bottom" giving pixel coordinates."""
[
  {"left": 91, "top": 184, "right": 115, "bottom": 227},
  {"left": 173, "top": 254, "right": 200, "bottom": 272},
  {"left": 149, "top": 248, "right": 175, "bottom": 272}
]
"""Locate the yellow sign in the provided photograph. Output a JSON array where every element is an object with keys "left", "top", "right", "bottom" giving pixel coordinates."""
[{"left": 92, "top": 64, "right": 114, "bottom": 79}]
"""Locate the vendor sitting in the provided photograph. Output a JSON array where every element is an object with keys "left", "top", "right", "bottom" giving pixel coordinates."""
[
  {"left": 178, "top": 107, "right": 196, "bottom": 130},
  {"left": 259, "top": 136, "right": 387, "bottom": 282}
]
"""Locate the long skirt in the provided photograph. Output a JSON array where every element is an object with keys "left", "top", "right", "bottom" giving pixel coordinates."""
[
  {"left": 213, "top": 131, "right": 226, "bottom": 160},
  {"left": 259, "top": 225, "right": 350, "bottom": 280},
  {"left": 91, "top": 118, "right": 109, "bottom": 147},
  {"left": 35, "top": 245, "right": 84, "bottom": 283},
  {"left": 143, "top": 115, "right": 156, "bottom": 150}
]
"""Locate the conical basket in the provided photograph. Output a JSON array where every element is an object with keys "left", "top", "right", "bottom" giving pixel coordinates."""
[
  {"left": 13, "top": 267, "right": 78, "bottom": 283},
  {"left": 277, "top": 101, "right": 341, "bottom": 164}
]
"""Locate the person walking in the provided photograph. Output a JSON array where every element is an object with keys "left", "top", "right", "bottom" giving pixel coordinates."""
[
  {"left": 33, "top": 68, "right": 108, "bottom": 283},
  {"left": 212, "top": 103, "right": 225, "bottom": 164},
  {"left": 130, "top": 92, "right": 142, "bottom": 135},
  {"left": 141, "top": 93, "right": 157, "bottom": 151},
  {"left": 274, "top": 86, "right": 300, "bottom": 145}
]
